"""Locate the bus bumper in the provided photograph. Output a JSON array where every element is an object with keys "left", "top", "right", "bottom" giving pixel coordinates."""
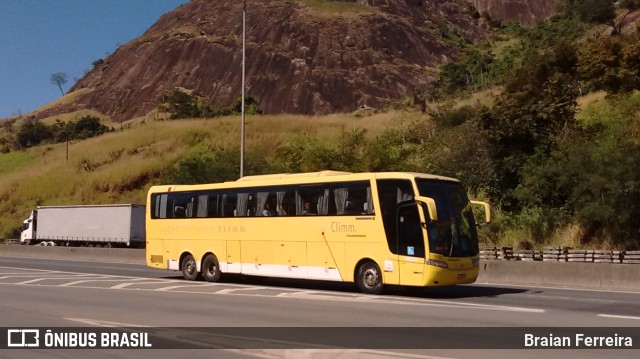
[{"left": 422, "top": 266, "right": 479, "bottom": 286}]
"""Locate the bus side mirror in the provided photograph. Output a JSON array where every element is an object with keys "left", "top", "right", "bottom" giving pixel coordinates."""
[
  {"left": 470, "top": 200, "right": 491, "bottom": 225},
  {"left": 415, "top": 196, "right": 438, "bottom": 222}
]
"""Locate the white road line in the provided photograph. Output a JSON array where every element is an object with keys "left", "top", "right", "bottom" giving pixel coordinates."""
[
  {"left": 154, "top": 285, "right": 200, "bottom": 291},
  {"left": 59, "top": 278, "right": 148, "bottom": 287},
  {"left": 216, "top": 287, "right": 270, "bottom": 294},
  {"left": 65, "top": 317, "right": 150, "bottom": 327},
  {"left": 110, "top": 281, "right": 167, "bottom": 289},
  {"left": 474, "top": 282, "right": 640, "bottom": 295},
  {"left": 0, "top": 274, "right": 94, "bottom": 279},
  {"left": 598, "top": 314, "right": 640, "bottom": 321},
  {"left": 280, "top": 291, "right": 545, "bottom": 313},
  {"left": 16, "top": 276, "right": 96, "bottom": 284},
  {"left": 213, "top": 283, "right": 268, "bottom": 297},
  {"left": 0, "top": 265, "right": 57, "bottom": 272},
  {"left": 0, "top": 272, "right": 48, "bottom": 275}
]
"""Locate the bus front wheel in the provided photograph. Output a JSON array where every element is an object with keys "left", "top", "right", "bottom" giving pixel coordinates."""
[
  {"left": 202, "top": 254, "right": 221, "bottom": 283},
  {"left": 181, "top": 254, "right": 198, "bottom": 281},
  {"left": 356, "top": 261, "right": 383, "bottom": 295}
]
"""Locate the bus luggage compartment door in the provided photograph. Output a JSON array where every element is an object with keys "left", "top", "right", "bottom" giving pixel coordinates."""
[{"left": 226, "top": 240, "right": 241, "bottom": 273}]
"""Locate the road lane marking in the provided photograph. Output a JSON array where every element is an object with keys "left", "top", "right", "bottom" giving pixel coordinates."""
[
  {"left": 0, "top": 265, "right": 544, "bottom": 313},
  {"left": 216, "top": 287, "right": 271, "bottom": 294},
  {"left": 598, "top": 314, "right": 640, "bottom": 321},
  {"left": 110, "top": 281, "right": 167, "bottom": 289},
  {"left": 277, "top": 291, "right": 544, "bottom": 313},
  {"left": 65, "top": 317, "right": 150, "bottom": 327},
  {"left": 15, "top": 276, "right": 96, "bottom": 284},
  {"left": 474, "top": 282, "right": 640, "bottom": 295},
  {"left": 154, "top": 285, "right": 202, "bottom": 291},
  {"left": 59, "top": 277, "right": 150, "bottom": 287}
]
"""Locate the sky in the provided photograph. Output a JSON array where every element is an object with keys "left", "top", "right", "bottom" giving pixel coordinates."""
[{"left": 0, "top": 0, "right": 190, "bottom": 119}]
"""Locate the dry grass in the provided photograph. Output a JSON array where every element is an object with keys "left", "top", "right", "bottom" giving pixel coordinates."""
[
  {"left": 38, "top": 109, "right": 119, "bottom": 126},
  {"left": 27, "top": 88, "right": 93, "bottom": 117},
  {"left": 295, "top": 0, "right": 377, "bottom": 18},
  {"left": 576, "top": 90, "right": 607, "bottom": 111},
  {"left": 453, "top": 87, "right": 504, "bottom": 109},
  {"left": 0, "top": 110, "right": 417, "bottom": 237}
]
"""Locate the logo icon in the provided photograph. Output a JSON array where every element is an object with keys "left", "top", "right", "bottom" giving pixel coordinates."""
[
  {"left": 7, "top": 329, "right": 40, "bottom": 347},
  {"left": 407, "top": 246, "right": 415, "bottom": 255}
]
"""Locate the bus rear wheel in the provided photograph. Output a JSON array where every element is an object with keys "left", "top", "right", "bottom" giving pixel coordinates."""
[
  {"left": 181, "top": 254, "right": 198, "bottom": 281},
  {"left": 202, "top": 254, "right": 221, "bottom": 283},
  {"left": 356, "top": 261, "right": 383, "bottom": 295}
]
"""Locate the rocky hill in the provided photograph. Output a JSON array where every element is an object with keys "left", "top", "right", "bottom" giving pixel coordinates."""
[
  {"left": 35, "top": 0, "right": 561, "bottom": 121},
  {"left": 469, "top": 0, "right": 562, "bottom": 25},
  {"left": 37, "top": 0, "right": 490, "bottom": 121}
]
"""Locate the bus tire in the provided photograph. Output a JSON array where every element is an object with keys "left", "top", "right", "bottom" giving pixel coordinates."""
[
  {"left": 202, "top": 254, "right": 221, "bottom": 283},
  {"left": 356, "top": 261, "right": 383, "bottom": 295},
  {"left": 181, "top": 254, "right": 199, "bottom": 281}
]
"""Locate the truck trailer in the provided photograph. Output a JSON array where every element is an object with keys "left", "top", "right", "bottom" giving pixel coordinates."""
[{"left": 20, "top": 204, "right": 146, "bottom": 247}]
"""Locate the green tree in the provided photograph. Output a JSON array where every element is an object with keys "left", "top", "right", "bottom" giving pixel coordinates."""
[
  {"left": 564, "top": 0, "right": 615, "bottom": 24},
  {"left": 273, "top": 136, "right": 336, "bottom": 173},
  {"left": 577, "top": 34, "right": 640, "bottom": 93},
  {"left": 71, "top": 116, "right": 111, "bottom": 139},
  {"left": 480, "top": 44, "right": 580, "bottom": 209},
  {"left": 158, "top": 88, "right": 199, "bottom": 119},
  {"left": 17, "top": 121, "right": 52, "bottom": 148},
  {"left": 50, "top": 72, "right": 68, "bottom": 95},
  {"left": 230, "top": 96, "right": 262, "bottom": 115},
  {"left": 166, "top": 147, "right": 238, "bottom": 184}
]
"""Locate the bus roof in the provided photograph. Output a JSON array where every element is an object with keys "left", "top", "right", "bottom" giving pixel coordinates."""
[
  {"left": 237, "top": 171, "right": 458, "bottom": 182},
  {"left": 236, "top": 170, "right": 352, "bottom": 181},
  {"left": 149, "top": 171, "right": 460, "bottom": 193}
]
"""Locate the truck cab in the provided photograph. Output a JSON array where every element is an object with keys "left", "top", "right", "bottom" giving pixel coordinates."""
[{"left": 20, "top": 210, "right": 36, "bottom": 245}]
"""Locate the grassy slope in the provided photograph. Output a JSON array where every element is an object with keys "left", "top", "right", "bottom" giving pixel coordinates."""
[{"left": 0, "top": 110, "right": 422, "bottom": 237}]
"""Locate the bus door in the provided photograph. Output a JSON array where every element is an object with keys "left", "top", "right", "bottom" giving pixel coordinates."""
[{"left": 396, "top": 202, "right": 426, "bottom": 286}]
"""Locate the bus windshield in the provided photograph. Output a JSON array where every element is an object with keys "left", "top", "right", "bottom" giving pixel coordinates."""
[{"left": 416, "top": 179, "right": 479, "bottom": 257}]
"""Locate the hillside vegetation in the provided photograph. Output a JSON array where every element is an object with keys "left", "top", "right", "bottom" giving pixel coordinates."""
[
  {"left": 1, "top": 0, "right": 639, "bottom": 251},
  {"left": 0, "top": 111, "right": 426, "bottom": 238}
]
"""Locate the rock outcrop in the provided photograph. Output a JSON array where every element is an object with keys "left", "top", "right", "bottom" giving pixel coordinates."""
[
  {"left": 45, "top": 0, "right": 489, "bottom": 121},
  {"left": 468, "top": 0, "right": 562, "bottom": 25}
]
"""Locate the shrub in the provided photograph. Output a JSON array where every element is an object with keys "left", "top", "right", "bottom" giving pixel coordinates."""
[{"left": 17, "top": 121, "right": 52, "bottom": 148}]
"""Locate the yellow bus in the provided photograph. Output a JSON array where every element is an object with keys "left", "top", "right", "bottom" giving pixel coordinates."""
[{"left": 145, "top": 171, "right": 490, "bottom": 294}]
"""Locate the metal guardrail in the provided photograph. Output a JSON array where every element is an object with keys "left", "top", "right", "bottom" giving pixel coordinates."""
[{"left": 480, "top": 246, "right": 640, "bottom": 264}]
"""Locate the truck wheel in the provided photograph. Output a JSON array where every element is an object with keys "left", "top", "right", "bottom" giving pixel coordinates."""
[
  {"left": 356, "top": 261, "right": 383, "bottom": 295},
  {"left": 181, "top": 254, "right": 199, "bottom": 281},
  {"left": 202, "top": 254, "right": 221, "bottom": 283}
]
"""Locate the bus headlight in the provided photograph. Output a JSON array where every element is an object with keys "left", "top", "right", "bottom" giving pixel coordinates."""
[
  {"left": 472, "top": 257, "right": 480, "bottom": 267},
  {"left": 426, "top": 259, "right": 448, "bottom": 269}
]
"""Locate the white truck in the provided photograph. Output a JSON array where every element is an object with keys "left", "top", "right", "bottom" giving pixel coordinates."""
[{"left": 20, "top": 204, "right": 146, "bottom": 247}]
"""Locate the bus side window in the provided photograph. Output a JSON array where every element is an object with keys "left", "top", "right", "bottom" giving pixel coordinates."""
[
  {"left": 223, "top": 192, "right": 237, "bottom": 217},
  {"left": 196, "top": 194, "right": 209, "bottom": 218},
  {"left": 174, "top": 206, "right": 186, "bottom": 218},
  {"left": 276, "top": 188, "right": 291, "bottom": 216},
  {"left": 331, "top": 181, "right": 372, "bottom": 215},
  {"left": 152, "top": 193, "right": 169, "bottom": 219}
]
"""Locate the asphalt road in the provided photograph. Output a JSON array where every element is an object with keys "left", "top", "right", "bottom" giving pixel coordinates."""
[{"left": 0, "top": 255, "right": 639, "bottom": 359}]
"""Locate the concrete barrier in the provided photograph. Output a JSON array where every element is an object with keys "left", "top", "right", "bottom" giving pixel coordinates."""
[
  {"left": 477, "top": 260, "right": 640, "bottom": 291},
  {"left": 0, "top": 245, "right": 144, "bottom": 265}
]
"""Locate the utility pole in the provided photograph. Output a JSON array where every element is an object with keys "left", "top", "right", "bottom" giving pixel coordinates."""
[
  {"left": 240, "top": 0, "right": 247, "bottom": 178},
  {"left": 65, "top": 131, "right": 69, "bottom": 164}
]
